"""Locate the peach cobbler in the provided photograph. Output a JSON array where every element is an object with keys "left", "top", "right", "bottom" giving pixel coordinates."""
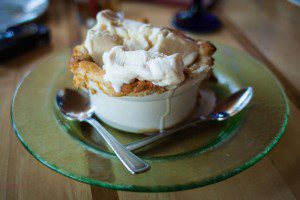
[{"left": 68, "top": 10, "right": 216, "bottom": 133}]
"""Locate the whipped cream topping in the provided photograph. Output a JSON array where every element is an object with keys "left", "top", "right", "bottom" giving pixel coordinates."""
[
  {"left": 84, "top": 10, "right": 200, "bottom": 92},
  {"left": 103, "top": 46, "right": 185, "bottom": 92}
]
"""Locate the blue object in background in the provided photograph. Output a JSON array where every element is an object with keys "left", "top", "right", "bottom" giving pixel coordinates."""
[
  {"left": 172, "top": 0, "right": 221, "bottom": 33},
  {"left": 288, "top": 0, "right": 300, "bottom": 6}
]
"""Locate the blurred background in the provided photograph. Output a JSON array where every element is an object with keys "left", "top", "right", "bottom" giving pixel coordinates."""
[
  {"left": 0, "top": 0, "right": 224, "bottom": 62},
  {"left": 0, "top": 0, "right": 299, "bottom": 65}
]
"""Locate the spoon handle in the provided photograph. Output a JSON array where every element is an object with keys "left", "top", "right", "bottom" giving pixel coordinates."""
[
  {"left": 85, "top": 117, "right": 150, "bottom": 174},
  {"left": 126, "top": 118, "right": 206, "bottom": 151}
]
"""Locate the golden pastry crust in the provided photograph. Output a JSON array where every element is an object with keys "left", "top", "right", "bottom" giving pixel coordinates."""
[{"left": 68, "top": 39, "right": 216, "bottom": 97}]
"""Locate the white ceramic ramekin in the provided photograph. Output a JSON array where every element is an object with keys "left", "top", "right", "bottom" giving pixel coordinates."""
[{"left": 89, "top": 74, "right": 207, "bottom": 133}]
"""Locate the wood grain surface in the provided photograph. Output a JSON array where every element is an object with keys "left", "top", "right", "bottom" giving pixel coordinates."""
[{"left": 0, "top": 0, "right": 299, "bottom": 199}]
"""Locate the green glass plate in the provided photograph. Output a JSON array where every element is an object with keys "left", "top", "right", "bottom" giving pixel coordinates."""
[{"left": 11, "top": 44, "right": 289, "bottom": 192}]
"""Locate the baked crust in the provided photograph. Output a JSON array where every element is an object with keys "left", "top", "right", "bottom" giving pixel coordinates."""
[{"left": 68, "top": 40, "right": 216, "bottom": 97}]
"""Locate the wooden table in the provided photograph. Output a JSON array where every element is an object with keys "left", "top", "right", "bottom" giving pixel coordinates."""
[{"left": 1, "top": 0, "right": 299, "bottom": 199}]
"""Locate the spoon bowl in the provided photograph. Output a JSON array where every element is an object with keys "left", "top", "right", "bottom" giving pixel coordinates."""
[
  {"left": 208, "top": 87, "right": 253, "bottom": 121},
  {"left": 56, "top": 88, "right": 94, "bottom": 121}
]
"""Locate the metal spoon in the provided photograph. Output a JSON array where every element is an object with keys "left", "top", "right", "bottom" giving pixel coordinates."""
[
  {"left": 126, "top": 87, "right": 253, "bottom": 151},
  {"left": 55, "top": 88, "right": 150, "bottom": 174}
]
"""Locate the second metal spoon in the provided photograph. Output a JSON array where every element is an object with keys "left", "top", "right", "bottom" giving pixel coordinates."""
[{"left": 126, "top": 87, "right": 253, "bottom": 151}]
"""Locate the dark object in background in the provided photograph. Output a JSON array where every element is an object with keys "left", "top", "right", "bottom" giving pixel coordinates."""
[
  {"left": 75, "top": 0, "right": 120, "bottom": 18},
  {"left": 0, "top": 23, "right": 50, "bottom": 62},
  {"left": 172, "top": 0, "right": 221, "bottom": 33}
]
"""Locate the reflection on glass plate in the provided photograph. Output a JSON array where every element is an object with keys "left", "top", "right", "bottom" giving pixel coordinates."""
[{"left": 0, "top": 0, "right": 49, "bottom": 31}]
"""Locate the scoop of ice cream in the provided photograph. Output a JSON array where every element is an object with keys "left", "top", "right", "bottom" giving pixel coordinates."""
[
  {"left": 102, "top": 46, "right": 185, "bottom": 92},
  {"left": 84, "top": 29, "right": 119, "bottom": 66},
  {"left": 84, "top": 10, "right": 199, "bottom": 67}
]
